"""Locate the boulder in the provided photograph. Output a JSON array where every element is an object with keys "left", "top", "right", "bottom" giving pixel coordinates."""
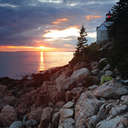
[
  {"left": 104, "top": 70, "right": 113, "bottom": 76},
  {"left": 62, "top": 66, "right": 73, "bottom": 77},
  {"left": 85, "top": 75, "right": 99, "bottom": 86},
  {"left": 120, "top": 115, "right": 128, "bottom": 127},
  {"left": 103, "top": 64, "right": 111, "bottom": 71},
  {"left": 73, "top": 62, "right": 88, "bottom": 71},
  {"left": 71, "top": 68, "right": 90, "bottom": 80},
  {"left": 91, "top": 61, "right": 98, "bottom": 70},
  {"left": 20, "top": 81, "right": 65, "bottom": 108},
  {"left": 110, "top": 105, "right": 127, "bottom": 118},
  {"left": 88, "top": 85, "right": 98, "bottom": 90},
  {"left": 28, "top": 107, "right": 43, "bottom": 121},
  {"left": 56, "top": 68, "right": 90, "bottom": 91},
  {"left": 59, "top": 118, "right": 75, "bottom": 128},
  {"left": 91, "top": 69, "right": 99, "bottom": 75},
  {"left": 17, "top": 103, "right": 28, "bottom": 115},
  {"left": 99, "top": 58, "right": 108, "bottom": 64},
  {"left": 71, "top": 87, "right": 84, "bottom": 95},
  {"left": 38, "top": 107, "right": 53, "bottom": 128},
  {"left": 0, "top": 84, "right": 7, "bottom": 97},
  {"left": 94, "top": 80, "right": 128, "bottom": 99},
  {"left": 65, "top": 87, "right": 84, "bottom": 102},
  {"left": 98, "top": 58, "right": 108, "bottom": 70},
  {"left": 3, "top": 96, "right": 17, "bottom": 106},
  {"left": 121, "top": 95, "right": 128, "bottom": 104},
  {"left": 75, "top": 91, "right": 102, "bottom": 128},
  {"left": 63, "top": 101, "right": 74, "bottom": 109},
  {"left": 25, "top": 119, "right": 38, "bottom": 128},
  {"left": 0, "top": 105, "right": 17, "bottom": 126},
  {"left": 87, "top": 102, "right": 118, "bottom": 128},
  {"left": 55, "top": 101, "right": 65, "bottom": 109},
  {"left": 96, "top": 116, "right": 124, "bottom": 128},
  {"left": 52, "top": 112, "right": 60, "bottom": 128},
  {"left": 9, "top": 121, "right": 23, "bottom": 128},
  {"left": 60, "top": 108, "right": 74, "bottom": 121},
  {"left": 40, "top": 81, "right": 64, "bottom": 103},
  {"left": 87, "top": 115, "right": 97, "bottom": 128}
]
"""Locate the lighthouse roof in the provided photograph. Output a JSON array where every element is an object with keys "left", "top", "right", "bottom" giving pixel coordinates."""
[{"left": 97, "top": 21, "right": 113, "bottom": 31}]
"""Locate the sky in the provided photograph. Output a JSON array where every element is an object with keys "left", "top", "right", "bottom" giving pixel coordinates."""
[{"left": 0, "top": 0, "right": 118, "bottom": 52}]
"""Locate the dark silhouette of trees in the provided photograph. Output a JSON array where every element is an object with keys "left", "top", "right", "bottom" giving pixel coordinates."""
[
  {"left": 111, "top": 0, "right": 128, "bottom": 39},
  {"left": 111, "top": 0, "right": 128, "bottom": 23},
  {"left": 70, "top": 26, "right": 100, "bottom": 67},
  {"left": 74, "top": 26, "right": 88, "bottom": 57},
  {"left": 108, "top": 0, "right": 128, "bottom": 78}
]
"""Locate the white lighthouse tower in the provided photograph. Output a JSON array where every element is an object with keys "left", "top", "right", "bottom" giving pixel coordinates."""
[{"left": 97, "top": 11, "right": 113, "bottom": 44}]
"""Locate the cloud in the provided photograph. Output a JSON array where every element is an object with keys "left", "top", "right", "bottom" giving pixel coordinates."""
[
  {"left": 52, "top": 18, "right": 68, "bottom": 25},
  {"left": 88, "top": 32, "right": 96, "bottom": 38},
  {"left": 0, "top": 0, "right": 118, "bottom": 51},
  {"left": 38, "top": 0, "right": 62, "bottom": 4},
  {"left": 0, "top": 3, "right": 17, "bottom": 8},
  {"left": 0, "top": 0, "right": 39, "bottom": 6},
  {"left": 85, "top": 15, "right": 102, "bottom": 21},
  {"left": 38, "top": 0, "right": 117, "bottom": 6},
  {"left": 43, "top": 26, "right": 79, "bottom": 41},
  {"left": 64, "top": 44, "right": 74, "bottom": 48}
]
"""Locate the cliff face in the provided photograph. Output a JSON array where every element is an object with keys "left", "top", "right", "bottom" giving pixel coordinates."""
[{"left": 0, "top": 46, "right": 128, "bottom": 128}]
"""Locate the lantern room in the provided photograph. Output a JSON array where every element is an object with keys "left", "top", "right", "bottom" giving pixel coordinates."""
[{"left": 106, "top": 11, "right": 112, "bottom": 21}]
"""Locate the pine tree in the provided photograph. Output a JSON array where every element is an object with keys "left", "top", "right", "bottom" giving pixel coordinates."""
[
  {"left": 111, "top": 0, "right": 128, "bottom": 23},
  {"left": 74, "top": 26, "right": 88, "bottom": 56},
  {"left": 108, "top": 0, "right": 128, "bottom": 77},
  {"left": 110, "top": 0, "right": 128, "bottom": 42}
]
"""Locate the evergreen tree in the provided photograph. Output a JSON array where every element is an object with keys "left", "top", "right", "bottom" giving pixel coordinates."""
[
  {"left": 108, "top": 0, "right": 128, "bottom": 77},
  {"left": 110, "top": 0, "right": 128, "bottom": 44},
  {"left": 111, "top": 0, "right": 128, "bottom": 23},
  {"left": 74, "top": 26, "right": 88, "bottom": 56}
]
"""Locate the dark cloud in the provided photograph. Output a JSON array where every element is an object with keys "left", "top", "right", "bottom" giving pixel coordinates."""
[{"left": 0, "top": 0, "right": 118, "bottom": 48}]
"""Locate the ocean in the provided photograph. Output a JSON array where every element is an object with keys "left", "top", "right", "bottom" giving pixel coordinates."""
[{"left": 0, "top": 52, "right": 73, "bottom": 79}]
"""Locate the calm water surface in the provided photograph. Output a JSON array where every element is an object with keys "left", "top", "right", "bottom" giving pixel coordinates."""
[{"left": 0, "top": 52, "right": 73, "bottom": 79}]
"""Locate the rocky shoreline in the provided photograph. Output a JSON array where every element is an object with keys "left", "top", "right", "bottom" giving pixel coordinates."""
[{"left": 0, "top": 55, "right": 128, "bottom": 128}]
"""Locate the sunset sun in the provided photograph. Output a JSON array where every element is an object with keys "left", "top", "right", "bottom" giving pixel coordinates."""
[{"left": 39, "top": 46, "right": 45, "bottom": 51}]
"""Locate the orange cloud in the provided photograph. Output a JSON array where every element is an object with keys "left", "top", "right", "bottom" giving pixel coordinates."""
[
  {"left": 85, "top": 15, "right": 102, "bottom": 21},
  {"left": 52, "top": 18, "right": 68, "bottom": 25},
  {"left": 0, "top": 46, "right": 36, "bottom": 52},
  {"left": 64, "top": 44, "right": 74, "bottom": 48}
]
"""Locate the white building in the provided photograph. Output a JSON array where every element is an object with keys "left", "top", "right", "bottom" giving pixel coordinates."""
[{"left": 96, "top": 21, "right": 113, "bottom": 43}]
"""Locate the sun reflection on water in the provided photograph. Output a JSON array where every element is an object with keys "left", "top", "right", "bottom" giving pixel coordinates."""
[
  {"left": 39, "top": 51, "right": 45, "bottom": 71},
  {"left": 38, "top": 51, "right": 73, "bottom": 72}
]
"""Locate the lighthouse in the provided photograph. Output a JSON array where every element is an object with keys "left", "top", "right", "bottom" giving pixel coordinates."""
[{"left": 96, "top": 11, "right": 113, "bottom": 44}]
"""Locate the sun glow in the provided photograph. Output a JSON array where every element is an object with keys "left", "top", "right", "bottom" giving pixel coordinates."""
[
  {"left": 38, "top": 46, "right": 45, "bottom": 51},
  {"left": 0, "top": 45, "right": 57, "bottom": 52}
]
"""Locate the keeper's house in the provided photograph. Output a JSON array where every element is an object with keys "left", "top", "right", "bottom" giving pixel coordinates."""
[{"left": 97, "top": 12, "right": 113, "bottom": 43}]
